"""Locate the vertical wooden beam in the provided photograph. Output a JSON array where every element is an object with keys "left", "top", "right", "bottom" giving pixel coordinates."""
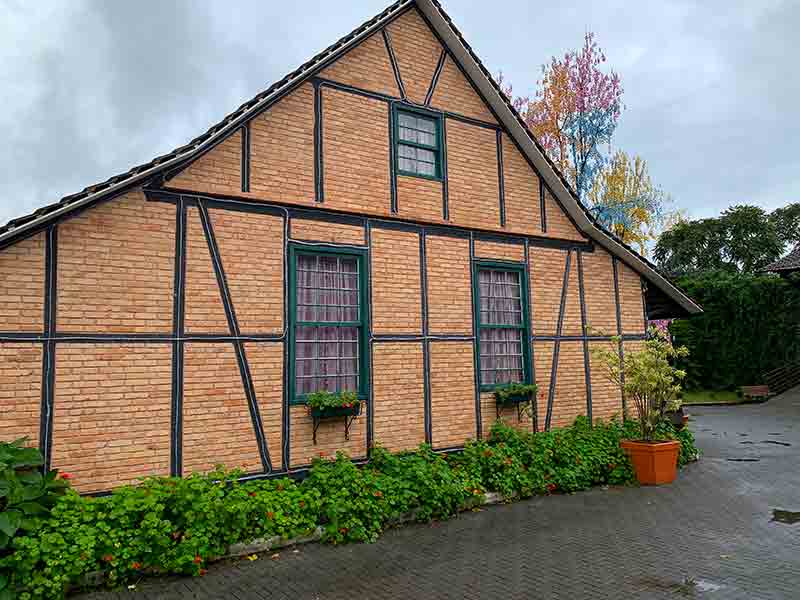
[
  {"left": 612, "top": 256, "right": 626, "bottom": 415},
  {"left": 469, "top": 233, "right": 483, "bottom": 439},
  {"left": 577, "top": 251, "right": 592, "bottom": 422},
  {"left": 441, "top": 117, "right": 450, "bottom": 220},
  {"left": 388, "top": 103, "right": 398, "bottom": 214},
  {"left": 240, "top": 123, "right": 251, "bottom": 193},
  {"left": 524, "top": 238, "right": 537, "bottom": 433},
  {"left": 539, "top": 175, "right": 548, "bottom": 233},
  {"left": 420, "top": 229, "right": 432, "bottom": 444},
  {"left": 313, "top": 80, "right": 324, "bottom": 203},
  {"left": 170, "top": 199, "right": 187, "bottom": 476},
  {"left": 497, "top": 131, "right": 506, "bottom": 228},
  {"left": 39, "top": 224, "right": 57, "bottom": 471},
  {"left": 366, "top": 220, "right": 375, "bottom": 453}
]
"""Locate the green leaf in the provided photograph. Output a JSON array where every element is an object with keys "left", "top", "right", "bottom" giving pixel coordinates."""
[
  {"left": 10, "top": 446, "right": 43, "bottom": 469},
  {"left": 17, "top": 502, "right": 46, "bottom": 515},
  {"left": 0, "top": 510, "right": 22, "bottom": 537},
  {"left": 0, "top": 574, "right": 7, "bottom": 590},
  {"left": 17, "top": 470, "right": 42, "bottom": 486},
  {"left": 0, "top": 589, "right": 12, "bottom": 600},
  {"left": 0, "top": 531, "right": 8, "bottom": 549},
  {"left": 0, "top": 481, "right": 10, "bottom": 499}
]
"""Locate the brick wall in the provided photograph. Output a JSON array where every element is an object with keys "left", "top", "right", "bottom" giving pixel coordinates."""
[
  {"left": 480, "top": 391, "right": 531, "bottom": 439},
  {"left": 446, "top": 120, "right": 500, "bottom": 230},
  {"left": 184, "top": 206, "right": 230, "bottom": 333},
  {"left": 532, "top": 341, "right": 554, "bottom": 428},
  {"left": 429, "top": 341, "right": 476, "bottom": 448},
  {"left": 430, "top": 56, "right": 497, "bottom": 124},
  {"left": 320, "top": 31, "right": 399, "bottom": 98},
  {"left": 371, "top": 228, "right": 422, "bottom": 334},
  {"left": 549, "top": 341, "right": 587, "bottom": 429},
  {"left": 291, "top": 218, "right": 366, "bottom": 246},
  {"left": 588, "top": 340, "right": 623, "bottom": 421},
  {"left": 0, "top": 344, "right": 42, "bottom": 445},
  {"left": 249, "top": 83, "right": 315, "bottom": 204},
  {"left": 289, "top": 404, "right": 367, "bottom": 468},
  {"left": 211, "top": 208, "right": 283, "bottom": 333},
  {"left": 171, "top": 131, "right": 241, "bottom": 195},
  {"left": 57, "top": 191, "right": 175, "bottom": 333},
  {"left": 183, "top": 343, "right": 263, "bottom": 475},
  {"left": 397, "top": 176, "right": 444, "bottom": 223},
  {"left": 425, "top": 235, "right": 472, "bottom": 334},
  {"left": 385, "top": 8, "right": 442, "bottom": 104},
  {"left": 51, "top": 344, "right": 172, "bottom": 493},
  {"left": 619, "top": 261, "right": 646, "bottom": 334},
  {"left": 474, "top": 239, "right": 524, "bottom": 262},
  {"left": 246, "top": 342, "right": 284, "bottom": 470},
  {"left": 501, "top": 134, "right": 540, "bottom": 236},
  {"left": 0, "top": 232, "right": 44, "bottom": 332},
  {"left": 543, "top": 189, "right": 586, "bottom": 241},
  {"left": 322, "top": 87, "right": 391, "bottom": 214},
  {"left": 372, "top": 342, "right": 426, "bottom": 452},
  {"left": 530, "top": 247, "right": 567, "bottom": 336},
  {"left": 583, "top": 248, "right": 618, "bottom": 335}
]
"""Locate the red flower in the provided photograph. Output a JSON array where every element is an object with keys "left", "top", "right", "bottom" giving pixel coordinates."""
[
  {"left": 193, "top": 555, "right": 203, "bottom": 564},
  {"left": 102, "top": 555, "right": 114, "bottom": 563},
  {"left": 608, "top": 463, "right": 616, "bottom": 470},
  {"left": 199, "top": 568, "right": 208, "bottom": 576},
  {"left": 248, "top": 492, "right": 257, "bottom": 497},
  {"left": 546, "top": 483, "right": 557, "bottom": 493},
  {"left": 266, "top": 511, "right": 275, "bottom": 520},
  {"left": 339, "top": 527, "right": 348, "bottom": 535},
  {"left": 60, "top": 472, "right": 73, "bottom": 480},
  {"left": 299, "top": 500, "right": 305, "bottom": 508},
  {"left": 374, "top": 490, "right": 383, "bottom": 498},
  {"left": 131, "top": 562, "right": 141, "bottom": 570}
]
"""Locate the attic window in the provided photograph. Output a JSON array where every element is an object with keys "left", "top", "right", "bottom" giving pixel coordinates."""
[{"left": 395, "top": 108, "right": 442, "bottom": 180}]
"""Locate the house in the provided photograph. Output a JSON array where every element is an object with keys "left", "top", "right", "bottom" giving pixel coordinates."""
[
  {"left": 0, "top": 0, "right": 701, "bottom": 493},
  {"left": 765, "top": 242, "right": 800, "bottom": 275}
]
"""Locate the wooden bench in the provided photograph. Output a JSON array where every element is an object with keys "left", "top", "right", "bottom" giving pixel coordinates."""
[{"left": 740, "top": 385, "right": 770, "bottom": 402}]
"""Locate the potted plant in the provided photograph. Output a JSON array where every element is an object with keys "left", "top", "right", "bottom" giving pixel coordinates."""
[
  {"left": 306, "top": 390, "right": 362, "bottom": 419},
  {"left": 592, "top": 327, "right": 689, "bottom": 485}
]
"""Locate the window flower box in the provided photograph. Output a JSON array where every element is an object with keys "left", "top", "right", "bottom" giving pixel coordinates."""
[{"left": 306, "top": 391, "right": 363, "bottom": 443}]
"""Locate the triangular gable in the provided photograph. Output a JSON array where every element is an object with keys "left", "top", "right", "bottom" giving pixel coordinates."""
[
  {"left": 385, "top": 8, "right": 443, "bottom": 103},
  {"left": 0, "top": 0, "right": 700, "bottom": 316}
]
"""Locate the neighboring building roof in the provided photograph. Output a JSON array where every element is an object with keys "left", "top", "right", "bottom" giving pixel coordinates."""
[
  {"left": 0, "top": 0, "right": 701, "bottom": 316},
  {"left": 765, "top": 243, "right": 800, "bottom": 273}
]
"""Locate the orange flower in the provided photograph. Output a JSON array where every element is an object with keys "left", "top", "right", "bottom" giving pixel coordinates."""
[
  {"left": 193, "top": 555, "right": 203, "bottom": 564},
  {"left": 131, "top": 562, "right": 141, "bottom": 570},
  {"left": 102, "top": 555, "right": 114, "bottom": 563},
  {"left": 374, "top": 490, "right": 383, "bottom": 498},
  {"left": 248, "top": 492, "right": 257, "bottom": 497},
  {"left": 60, "top": 472, "right": 73, "bottom": 480},
  {"left": 483, "top": 450, "right": 493, "bottom": 458},
  {"left": 199, "top": 568, "right": 208, "bottom": 576},
  {"left": 339, "top": 527, "right": 348, "bottom": 535},
  {"left": 266, "top": 511, "right": 275, "bottom": 519}
]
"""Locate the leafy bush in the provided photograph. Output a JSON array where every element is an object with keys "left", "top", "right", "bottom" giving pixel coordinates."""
[
  {"left": 1, "top": 418, "right": 698, "bottom": 599},
  {"left": 672, "top": 270, "right": 800, "bottom": 390},
  {"left": 306, "top": 390, "right": 360, "bottom": 411}
]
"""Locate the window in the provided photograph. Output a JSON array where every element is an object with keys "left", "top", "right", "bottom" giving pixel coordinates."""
[
  {"left": 474, "top": 264, "right": 531, "bottom": 388},
  {"left": 395, "top": 108, "right": 442, "bottom": 179},
  {"left": 289, "top": 248, "right": 368, "bottom": 402}
]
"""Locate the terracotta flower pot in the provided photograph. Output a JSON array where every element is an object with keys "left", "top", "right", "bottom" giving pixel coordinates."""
[{"left": 620, "top": 439, "right": 680, "bottom": 485}]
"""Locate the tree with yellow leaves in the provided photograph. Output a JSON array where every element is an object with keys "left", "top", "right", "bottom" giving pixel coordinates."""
[{"left": 586, "top": 150, "right": 674, "bottom": 254}]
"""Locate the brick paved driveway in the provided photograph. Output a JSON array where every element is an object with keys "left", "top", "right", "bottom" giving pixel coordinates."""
[{"left": 79, "top": 390, "right": 800, "bottom": 600}]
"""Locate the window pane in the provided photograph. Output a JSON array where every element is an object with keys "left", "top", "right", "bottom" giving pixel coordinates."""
[
  {"left": 480, "top": 328, "right": 523, "bottom": 385},
  {"left": 398, "top": 112, "right": 437, "bottom": 148},
  {"left": 479, "top": 269, "right": 522, "bottom": 326},
  {"left": 296, "top": 253, "right": 360, "bottom": 323},
  {"left": 295, "top": 325, "right": 360, "bottom": 395},
  {"left": 398, "top": 143, "right": 437, "bottom": 177}
]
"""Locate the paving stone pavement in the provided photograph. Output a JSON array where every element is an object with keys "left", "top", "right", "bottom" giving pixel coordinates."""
[{"left": 76, "top": 390, "right": 800, "bottom": 600}]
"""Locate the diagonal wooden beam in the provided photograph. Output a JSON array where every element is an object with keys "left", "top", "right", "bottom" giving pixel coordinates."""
[{"left": 545, "top": 250, "right": 572, "bottom": 431}]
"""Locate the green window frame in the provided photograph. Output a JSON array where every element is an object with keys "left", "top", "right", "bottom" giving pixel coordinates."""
[
  {"left": 393, "top": 105, "right": 443, "bottom": 181},
  {"left": 288, "top": 245, "right": 370, "bottom": 404},
  {"left": 472, "top": 261, "right": 532, "bottom": 391}
]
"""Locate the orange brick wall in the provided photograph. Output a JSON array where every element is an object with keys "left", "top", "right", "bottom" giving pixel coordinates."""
[
  {"left": 430, "top": 55, "right": 497, "bottom": 124},
  {"left": 530, "top": 247, "right": 567, "bottom": 336},
  {"left": 549, "top": 341, "right": 587, "bottom": 429},
  {"left": 480, "top": 391, "right": 531, "bottom": 439},
  {"left": 320, "top": 31, "right": 400, "bottom": 98},
  {"left": 501, "top": 134, "right": 540, "bottom": 236},
  {"left": 446, "top": 120, "right": 500, "bottom": 230},
  {"left": 474, "top": 239, "right": 524, "bottom": 262},
  {"left": 290, "top": 404, "right": 367, "bottom": 468},
  {"left": 0, "top": 344, "right": 42, "bottom": 445},
  {"left": 51, "top": 344, "right": 172, "bottom": 493},
  {"left": 532, "top": 341, "right": 554, "bottom": 428},
  {"left": 588, "top": 340, "right": 623, "bottom": 421},
  {"left": 171, "top": 130, "right": 241, "bottom": 195},
  {"left": 248, "top": 83, "right": 315, "bottom": 204},
  {"left": 386, "top": 9, "right": 442, "bottom": 104},
  {"left": 425, "top": 235, "right": 472, "bottom": 334},
  {"left": 0, "top": 232, "right": 44, "bottom": 332},
  {"left": 183, "top": 207, "right": 229, "bottom": 333},
  {"left": 429, "top": 341, "right": 476, "bottom": 448},
  {"left": 322, "top": 87, "right": 391, "bottom": 214},
  {"left": 57, "top": 191, "right": 175, "bottom": 333},
  {"left": 291, "top": 218, "right": 366, "bottom": 246},
  {"left": 397, "top": 175, "right": 444, "bottom": 224},
  {"left": 583, "top": 248, "right": 618, "bottom": 335},
  {"left": 371, "top": 228, "right": 422, "bottom": 334},
  {"left": 246, "top": 342, "right": 284, "bottom": 469},
  {"left": 619, "top": 261, "right": 646, "bottom": 334},
  {"left": 210, "top": 208, "right": 283, "bottom": 333},
  {"left": 543, "top": 189, "right": 585, "bottom": 241},
  {"left": 183, "top": 343, "right": 263, "bottom": 475},
  {"left": 372, "top": 342, "right": 426, "bottom": 452}
]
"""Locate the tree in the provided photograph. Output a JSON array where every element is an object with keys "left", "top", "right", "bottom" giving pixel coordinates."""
[
  {"left": 515, "top": 32, "right": 623, "bottom": 199},
  {"left": 769, "top": 203, "right": 800, "bottom": 248},
  {"left": 654, "top": 205, "right": 783, "bottom": 275},
  {"left": 585, "top": 150, "right": 672, "bottom": 253}
]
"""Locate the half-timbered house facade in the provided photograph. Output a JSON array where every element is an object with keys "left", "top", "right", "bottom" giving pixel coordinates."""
[{"left": 0, "top": 0, "right": 700, "bottom": 493}]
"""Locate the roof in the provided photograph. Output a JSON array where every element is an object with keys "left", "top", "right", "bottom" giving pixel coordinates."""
[
  {"left": 764, "top": 243, "right": 800, "bottom": 273},
  {"left": 0, "top": 0, "right": 701, "bottom": 316}
]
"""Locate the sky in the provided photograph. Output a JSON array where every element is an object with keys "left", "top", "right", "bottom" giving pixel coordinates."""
[{"left": 0, "top": 0, "right": 797, "bottom": 227}]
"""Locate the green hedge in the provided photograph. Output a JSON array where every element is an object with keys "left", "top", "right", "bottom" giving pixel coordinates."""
[
  {"left": 671, "top": 270, "right": 800, "bottom": 390},
  {"left": 1, "top": 418, "right": 698, "bottom": 599}
]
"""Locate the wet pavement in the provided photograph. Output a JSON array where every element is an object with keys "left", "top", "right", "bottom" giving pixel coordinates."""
[{"left": 78, "top": 389, "right": 800, "bottom": 599}]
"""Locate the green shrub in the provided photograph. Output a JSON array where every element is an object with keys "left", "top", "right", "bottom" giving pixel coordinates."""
[{"left": 0, "top": 418, "right": 699, "bottom": 599}]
